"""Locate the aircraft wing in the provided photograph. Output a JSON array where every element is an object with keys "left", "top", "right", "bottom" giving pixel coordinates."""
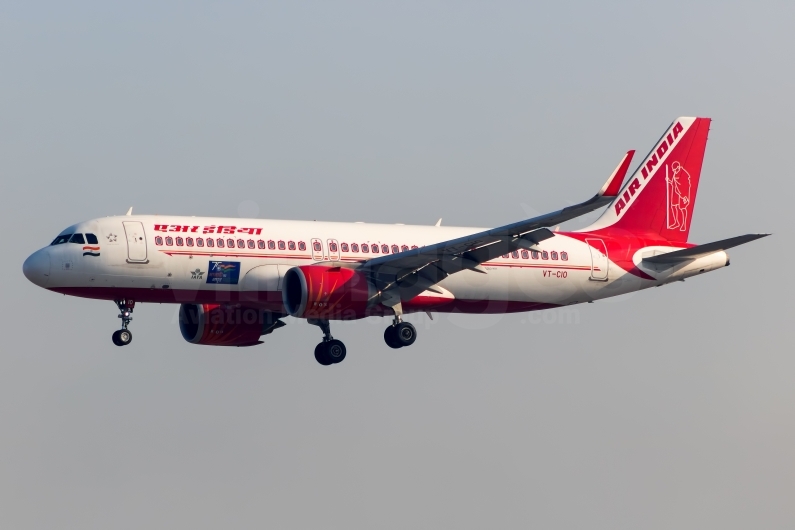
[{"left": 362, "top": 150, "right": 635, "bottom": 300}]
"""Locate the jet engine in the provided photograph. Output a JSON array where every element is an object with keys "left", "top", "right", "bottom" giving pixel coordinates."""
[
  {"left": 179, "top": 303, "right": 285, "bottom": 346},
  {"left": 282, "top": 265, "right": 375, "bottom": 320}
]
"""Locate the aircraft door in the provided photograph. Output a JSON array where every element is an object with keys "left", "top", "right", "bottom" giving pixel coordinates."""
[
  {"left": 586, "top": 238, "right": 608, "bottom": 281},
  {"left": 123, "top": 221, "right": 148, "bottom": 263},
  {"left": 327, "top": 239, "right": 340, "bottom": 261},
  {"left": 311, "top": 238, "right": 325, "bottom": 261}
]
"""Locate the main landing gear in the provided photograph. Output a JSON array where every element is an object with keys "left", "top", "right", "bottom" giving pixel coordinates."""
[
  {"left": 309, "top": 319, "right": 347, "bottom": 366},
  {"left": 112, "top": 299, "right": 134, "bottom": 347},
  {"left": 383, "top": 303, "right": 417, "bottom": 349}
]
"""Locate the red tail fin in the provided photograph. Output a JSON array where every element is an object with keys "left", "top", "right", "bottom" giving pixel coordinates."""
[{"left": 584, "top": 117, "right": 711, "bottom": 243}]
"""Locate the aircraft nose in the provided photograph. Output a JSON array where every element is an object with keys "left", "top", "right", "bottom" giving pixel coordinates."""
[{"left": 23, "top": 249, "right": 51, "bottom": 287}]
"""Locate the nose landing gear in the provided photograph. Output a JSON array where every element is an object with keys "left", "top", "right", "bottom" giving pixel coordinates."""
[
  {"left": 308, "top": 319, "right": 347, "bottom": 366},
  {"left": 112, "top": 299, "right": 135, "bottom": 346}
]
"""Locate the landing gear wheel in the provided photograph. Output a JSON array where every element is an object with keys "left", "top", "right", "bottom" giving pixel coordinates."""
[
  {"left": 314, "top": 343, "right": 333, "bottom": 366},
  {"left": 326, "top": 339, "right": 347, "bottom": 363},
  {"left": 384, "top": 326, "right": 403, "bottom": 349},
  {"left": 112, "top": 329, "right": 132, "bottom": 346},
  {"left": 394, "top": 322, "right": 417, "bottom": 347},
  {"left": 113, "top": 299, "right": 135, "bottom": 347}
]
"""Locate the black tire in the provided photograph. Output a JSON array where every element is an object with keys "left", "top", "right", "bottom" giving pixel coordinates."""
[
  {"left": 314, "top": 343, "right": 333, "bottom": 366},
  {"left": 326, "top": 339, "right": 347, "bottom": 364},
  {"left": 112, "top": 330, "right": 123, "bottom": 346},
  {"left": 395, "top": 322, "right": 417, "bottom": 347},
  {"left": 384, "top": 326, "right": 402, "bottom": 349},
  {"left": 117, "top": 329, "right": 132, "bottom": 346}
]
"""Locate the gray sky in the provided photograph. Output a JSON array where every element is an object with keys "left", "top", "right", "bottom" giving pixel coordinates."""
[{"left": 1, "top": 2, "right": 792, "bottom": 529}]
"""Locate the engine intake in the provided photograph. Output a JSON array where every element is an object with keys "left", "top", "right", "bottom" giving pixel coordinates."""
[
  {"left": 179, "top": 304, "right": 284, "bottom": 346},
  {"left": 282, "top": 265, "right": 374, "bottom": 319}
]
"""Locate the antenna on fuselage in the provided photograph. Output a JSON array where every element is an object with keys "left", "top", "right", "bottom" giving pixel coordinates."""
[
  {"left": 125, "top": 207, "right": 133, "bottom": 216},
  {"left": 435, "top": 218, "right": 442, "bottom": 227}
]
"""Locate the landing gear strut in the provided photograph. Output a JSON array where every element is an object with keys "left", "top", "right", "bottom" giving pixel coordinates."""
[
  {"left": 308, "top": 319, "right": 346, "bottom": 366},
  {"left": 112, "top": 299, "right": 134, "bottom": 346},
  {"left": 383, "top": 302, "right": 417, "bottom": 349}
]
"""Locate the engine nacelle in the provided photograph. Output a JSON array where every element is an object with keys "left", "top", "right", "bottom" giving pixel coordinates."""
[
  {"left": 179, "top": 304, "right": 273, "bottom": 346},
  {"left": 282, "top": 265, "right": 375, "bottom": 319}
]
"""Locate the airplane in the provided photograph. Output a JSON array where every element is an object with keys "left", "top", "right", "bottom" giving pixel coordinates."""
[{"left": 23, "top": 117, "right": 768, "bottom": 365}]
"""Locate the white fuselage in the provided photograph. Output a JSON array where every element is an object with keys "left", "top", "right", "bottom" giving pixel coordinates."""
[{"left": 24, "top": 215, "right": 729, "bottom": 317}]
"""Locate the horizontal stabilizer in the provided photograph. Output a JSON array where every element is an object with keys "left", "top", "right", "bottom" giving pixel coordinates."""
[{"left": 643, "top": 234, "right": 770, "bottom": 263}]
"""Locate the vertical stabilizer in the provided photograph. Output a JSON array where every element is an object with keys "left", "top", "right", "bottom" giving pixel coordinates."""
[{"left": 583, "top": 117, "right": 711, "bottom": 242}]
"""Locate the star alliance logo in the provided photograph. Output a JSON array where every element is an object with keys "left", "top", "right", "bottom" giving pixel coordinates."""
[
  {"left": 190, "top": 268, "right": 205, "bottom": 280},
  {"left": 106, "top": 233, "right": 117, "bottom": 243}
]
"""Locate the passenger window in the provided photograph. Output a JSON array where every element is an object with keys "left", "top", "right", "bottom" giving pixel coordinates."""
[
  {"left": 392, "top": 245, "right": 399, "bottom": 254},
  {"left": 298, "top": 241, "right": 306, "bottom": 251},
  {"left": 217, "top": 238, "right": 225, "bottom": 248},
  {"left": 551, "top": 251, "right": 558, "bottom": 260},
  {"left": 381, "top": 244, "right": 389, "bottom": 254},
  {"left": 186, "top": 237, "right": 194, "bottom": 247},
  {"left": 237, "top": 239, "right": 245, "bottom": 248},
  {"left": 166, "top": 236, "right": 174, "bottom": 246},
  {"left": 521, "top": 250, "right": 529, "bottom": 259},
  {"left": 69, "top": 233, "right": 86, "bottom": 244},
  {"left": 312, "top": 241, "right": 321, "bottom": 252},
  {"left": 155, "top": 236, "right": 163, "bottom": 246},
  {"left": 511, "top": 251, "right": 519, "bottom": 259},
  {"left": 351, "top": 243, "right": 359, "bottom": 252},
  {"left": 411, "top": 245, "right": 418, "bottom": 250},
  {"left": 176, "top": 237, "right": 184, "bottom": 246},
  {"left": 531, "top": 250, "right": 539, "bottom": 259},
  {"left": 50, "top": 234, "right": 72, "bottom": 245},
  {"left": 341, "top": 243, "right": 349, "bottom": 252},
  {"left": 502, "top": 254, "right": 509, "bottom": 259},
  {"left": 268, "top": 240, "right": 276, "bottom": 250},
  {"left": 361, "top": 243, "right": 368, "bottom": 253},
  {"left": 278, "top": 241, "right": 286, "bottom": 250},
  {"left": 257, "top": 240, "right": 265, "bottom": 249},
  {"left": 372, "top": 244, "right": 379, "bottom": 253},
  {"left": 197, "top": 238, "right": 205, "bottom": 247},
  {"left": 329, "top": 242, "right": 338, "bottom": 252},
  {"left": 248, "top": 240, "right": 255, "bottom": 249},
  {"left": 227, "top": 238, "right": 235, "bottom": 248},
  {"left": 542, "top": 251, "right": 549, "bottom": 260},
  {"left": 401, "top": 245, "right": 409, "bottom": 252},
  {"left": 561, "top": 251, "right": 568, "bottom": 261},
  {"left": 85, "top": 233, "right": 99, "bottom": 244},
  {"left": 288, "top": 241, "right": 296, "bottom": 250},
  {"left": 206, "top": 238, "right": 214, "bottom": 248}
]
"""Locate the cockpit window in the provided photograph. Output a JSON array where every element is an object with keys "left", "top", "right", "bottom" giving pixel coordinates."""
[
  {"left": 51, "top": 234, "right": 73, "bottom": 245},
  {"left": 69, "top": 233, "right": 86, "bottom": 244},
  {"left": 85, "top": 233, "right": 99, "bottom": 244}
]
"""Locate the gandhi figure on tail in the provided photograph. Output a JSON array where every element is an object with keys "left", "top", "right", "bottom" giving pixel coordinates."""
[{"left": 666, "top": 161, "right": 691, "bottom": 231}]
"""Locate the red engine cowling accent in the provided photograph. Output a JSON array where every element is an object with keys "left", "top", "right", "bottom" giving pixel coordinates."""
[
  {"left": 179, "top": 304, "right": 265, "bottom": 346},
  {"left": 282, "top": 265, "right": 375, "bottom": 319}
]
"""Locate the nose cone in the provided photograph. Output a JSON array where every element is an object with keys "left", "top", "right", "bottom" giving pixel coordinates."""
[{"left": 23, "top": 249, "right": 51, "bottom": 287}]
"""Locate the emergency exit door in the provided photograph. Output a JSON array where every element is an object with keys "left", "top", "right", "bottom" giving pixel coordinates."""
[{"left": 311, "top": 238, "right": 325, "bottom": 261}]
